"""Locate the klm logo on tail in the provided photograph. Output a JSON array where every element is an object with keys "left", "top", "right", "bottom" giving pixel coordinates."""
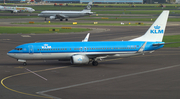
[{"left": 150, "top": 25, "right": 164, "bottom": 34}]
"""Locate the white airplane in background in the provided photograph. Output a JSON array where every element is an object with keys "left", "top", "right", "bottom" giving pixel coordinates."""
[
  {"left": 8, "top": 11, "right": 171, "bottom": 66},
  {"left": 38, "top": 2, "right": 93, "bottom": 21},
  {"left": 0, "top": 5, "right": 35, "bottom": 13}
]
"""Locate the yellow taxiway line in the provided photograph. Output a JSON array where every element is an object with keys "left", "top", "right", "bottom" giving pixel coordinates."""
[{"left": 1, "top": 66, "right": 69, "bottom": 99}]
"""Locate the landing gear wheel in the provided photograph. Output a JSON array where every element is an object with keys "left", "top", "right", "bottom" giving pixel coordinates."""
[
  {"left": 45, "top": 18, "right": 46, "bottom": 21},
  {"left": 92, "top": 61, "right": 98, "bottom": 66},
  {"left": 65, "top": 19, "right": 68, "bottom": 21},
  {"left": 23, "top": 62, "right": 27, "bottom": 66},
  {"left": 60, "top": 19, "right": 63, "bottom": 21}
]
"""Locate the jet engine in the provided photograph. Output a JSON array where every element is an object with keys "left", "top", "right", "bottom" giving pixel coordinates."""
[
  {"left": 50, "top": 16, "right": 56, "bottom": 19},
  {"left": 70, "top": 55, "right": 89, "bottom": 64}
]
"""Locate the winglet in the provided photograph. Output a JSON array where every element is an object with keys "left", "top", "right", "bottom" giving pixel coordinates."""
[
  {"left": 138, "top": 42, "right": 147, "bottom": 53},
  {"left": 82, "top": 33, "right": 90, "bottom": 42}
]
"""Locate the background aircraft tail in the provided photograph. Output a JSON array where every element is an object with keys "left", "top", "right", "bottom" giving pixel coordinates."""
[
  {"left": 83, "top": 2, "right": 93, "bottom": 11},
  {"left": 130, "top": 10, "right": 169, "bottom": 42}
]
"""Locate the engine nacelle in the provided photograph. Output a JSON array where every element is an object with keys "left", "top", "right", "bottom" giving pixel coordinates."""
[
  {"left": 50, "top": 16, "right": 56, "bottom": 19},
  {"left": 13, "top": 10, "right": 18, "bottom": 13},
  {"left": 70, "top": 55, "right": 89, "bottom": 64}
]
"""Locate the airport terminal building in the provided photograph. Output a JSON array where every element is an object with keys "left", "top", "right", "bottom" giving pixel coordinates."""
[
  {"left": 0, "top": 0, "right": 143, "bottom": 3},
  {"left": 0, "top": 0, "right": 170, "bottom": 3},
  {"left": 79, "top": 0, "right": 143, "bottom": 3}
]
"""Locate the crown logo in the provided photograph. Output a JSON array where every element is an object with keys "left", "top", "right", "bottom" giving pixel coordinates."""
[
  {"left": 78, "top": 58, "right": 82, "bottom": 61},
  {"left": 42, "top": 44, "right": 51, "bottom": 48},
  {"left": 154, "top": 25, "right": 160, "bottom": 29}
]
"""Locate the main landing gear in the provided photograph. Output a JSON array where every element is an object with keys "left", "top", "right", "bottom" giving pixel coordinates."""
[
  {"left": 92, "top": 61, "right": 98, "bottom": 66},
  {"left": 60, "top": 19, "right": 68, "bottom": 21},
  {"left": 44, "top": 17, "right": 46, "bottom": 21},
  {"left": 23, "top": 62, "right": 27, "bottom": 66}
]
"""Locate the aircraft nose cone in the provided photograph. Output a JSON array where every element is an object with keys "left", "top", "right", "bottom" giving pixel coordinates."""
[
  {"left": 7, "top": 50, "right": 16, "bottom": 58},
  {"left": 7, "top": 52, "right": 13, "bottom": 57}
]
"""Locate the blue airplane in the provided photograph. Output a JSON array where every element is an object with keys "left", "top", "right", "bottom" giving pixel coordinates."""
[{"left": 7, "top": 10, "right": 169, "bottom": 66}]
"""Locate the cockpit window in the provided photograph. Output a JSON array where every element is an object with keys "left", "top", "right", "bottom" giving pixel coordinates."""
[{"left": 14, "top": 48, "right": 22, "bottom": 50}]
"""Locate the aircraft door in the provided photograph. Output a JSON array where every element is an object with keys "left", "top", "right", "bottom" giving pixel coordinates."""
[
  {"left": 28, "top": 45, "right": 34, "bottom": 54},
  {"left": 79, "top": 47, "right": 87, "bottom": 52}
]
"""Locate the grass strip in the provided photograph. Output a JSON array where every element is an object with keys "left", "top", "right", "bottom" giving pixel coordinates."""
[
  {"left": 0, "top": 26, "right": 91, "bottom": 34},
  {"left": 163, "top": 35, "right": 180, "bottom": 48},
  {"left": 78, "top": 17, "right": 180, "bottom": 22},
  {"left": 0, "top": 16, "right": 38, "bottom": 19},
  {"left": 12, "top": 22, "right": 151, "bottom": 26},
  {"left": 95, "top": 10, "right": 180, "bottom": 14}
]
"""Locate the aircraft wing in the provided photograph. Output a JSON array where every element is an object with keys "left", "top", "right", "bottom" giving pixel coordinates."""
[
  {"left": 78, "top": 42, "right": 147, "bottom": 59},
  {"left": 56, "top": 14, "right": 68, "bottom": 18}
]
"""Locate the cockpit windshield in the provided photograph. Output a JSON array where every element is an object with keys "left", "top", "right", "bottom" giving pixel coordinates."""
[{"left": 14, "top": 48, "right": 22, "bottom": 50}]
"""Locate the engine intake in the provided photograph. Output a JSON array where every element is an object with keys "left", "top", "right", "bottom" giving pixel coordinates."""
[
  {"left": 50, "top": 16, "right": 56, "bottom": 19},
  {"left": 70, "top": 55, "right": 89, "bottom": 64}
]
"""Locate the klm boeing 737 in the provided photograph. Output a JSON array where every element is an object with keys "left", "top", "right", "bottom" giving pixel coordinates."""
[
  {"left": 7, "top": 10, "right": 169, "bottom": 66},
  {"left": 38, "top": 2, "right": 93, "bottom": 21},
  {"left": 0, "top": 5, "right": 35, "bottom": 13}
]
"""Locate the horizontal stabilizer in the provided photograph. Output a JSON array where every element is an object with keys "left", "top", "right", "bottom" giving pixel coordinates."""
[{"left": 153, "top": 42, "right": 180, "bottom": 46}]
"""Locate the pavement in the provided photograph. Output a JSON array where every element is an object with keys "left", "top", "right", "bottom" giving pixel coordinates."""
[
  {"left": 0, "top": 13, "right": 180, "bottom": 26},
  {"left": 0, "top": 15, "right": 180, "bottom": 99}
]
